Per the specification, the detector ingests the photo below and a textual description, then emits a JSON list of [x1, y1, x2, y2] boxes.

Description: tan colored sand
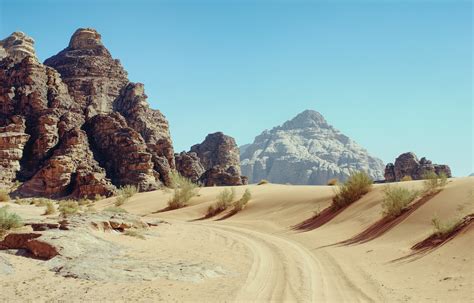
[[1, 177, 473, 302]]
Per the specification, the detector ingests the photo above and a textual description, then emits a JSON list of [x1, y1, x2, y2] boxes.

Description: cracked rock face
[[384, 152, 452, 182], [240, 110, 385, 185], [174, 152, 205, 183]]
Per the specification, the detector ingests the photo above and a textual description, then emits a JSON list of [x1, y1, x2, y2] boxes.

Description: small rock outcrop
[[384, 152, 452, 182], [0, 32, 36, 61], [240, 110, 385, 185], [174, 151, 205, 183]]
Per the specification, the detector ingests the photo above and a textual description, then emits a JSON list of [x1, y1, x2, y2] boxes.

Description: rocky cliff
[[384, 152, 452, 182], [0, 29, 175, 196], [240, 110, 385, 184]]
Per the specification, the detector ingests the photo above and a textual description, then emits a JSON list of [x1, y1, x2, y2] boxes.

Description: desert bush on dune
[[207, 188, 236, 217], [257, 179, 269, 185], [422, 171, 447, 193], [381, 186, 419, 218], [232, 189, 252, 212], [58, 200, 79, 216], [332, 171, 373, 210], [431, 216, 461, 237], [168, 171, 199, 209], [43, 201, 56, 215], [114, 184, 138, 206], [0, 206, 23, 235], [327, 178, 338, 186], [401, 175, 413, 182], [0, 189, 11, 202]]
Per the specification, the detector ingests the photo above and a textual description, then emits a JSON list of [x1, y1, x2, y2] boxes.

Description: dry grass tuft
[[168, 171, 199, 209], [232, 189, 252, 212], [43, 201, 56, 215], [431, 216, 461, 237], [401, 175, 413, 182], [0, 189, 11, 202], [332, 171, 373, 210], [58, 200, 79, 216], [207, 188, 236, 217], [381, 186, 419, 218], [422, 171, 447, 194], [0, 206, 23, 235]]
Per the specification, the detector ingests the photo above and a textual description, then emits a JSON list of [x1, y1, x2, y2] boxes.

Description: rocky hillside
[[240, 110, 385, 184], [0, 29, 168, 197], [384, 152, 451, 182]]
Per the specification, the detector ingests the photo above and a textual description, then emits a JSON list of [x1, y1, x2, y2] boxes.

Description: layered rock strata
[[384, 152, 452, 182]]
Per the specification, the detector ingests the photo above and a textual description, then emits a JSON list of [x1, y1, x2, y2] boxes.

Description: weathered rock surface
[[85, 113, 158, 191], [187, 132, 246, 186], [174, 151, 205, 183], [0, 28, 175, 198], [44, 28, 128, 118], [240, 110, 385, 184], [384, 152, 452, 182]]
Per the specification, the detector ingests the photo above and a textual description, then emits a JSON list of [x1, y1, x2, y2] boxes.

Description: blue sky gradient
[[1, 0, 472, 176]]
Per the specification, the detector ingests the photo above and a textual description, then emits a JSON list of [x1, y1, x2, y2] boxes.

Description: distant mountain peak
[[279, 110, 329, 130]]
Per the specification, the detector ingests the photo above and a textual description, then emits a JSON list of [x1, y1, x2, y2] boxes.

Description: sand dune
[[1, 177, 473, 302]]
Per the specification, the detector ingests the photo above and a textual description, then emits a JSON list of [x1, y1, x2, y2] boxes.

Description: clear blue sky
[[1, 0, 472, 176]]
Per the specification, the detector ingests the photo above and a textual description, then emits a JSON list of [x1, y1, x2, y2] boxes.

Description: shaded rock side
[[44, 28, 128, 118], [174, 151, 205, 183], [384, 152, 452, 182], [113, 83, 175, 186], [19, 127, 115, 198], [240, 110, 385, 185], [0, 116, 30, 189], [85, 113, 158, 191]]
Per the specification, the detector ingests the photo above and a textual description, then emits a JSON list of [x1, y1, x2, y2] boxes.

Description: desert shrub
[[124, 229, 145, 239], [232, 189, 252, 212], [257, 179, 269, 185], [0, 189, 11, 202], [58, 200, 79, 216], [43, 201, 56, 215], [431, 216, 460, 237], [332, 171, 373, 210], [207, 188, 236, 217], [327, 178, 338, 186], [114, 195, 127, 206], [119, 185, 138, 199], [33, 198, 53, 207], [94, 194, 104, 201], [423, 171, 447, 194], [167, 172, 199, 209], [103, 206, 128, 213], [0, 206, 23, 235], [78, 198, 92, 206], [14, 198, 32, 205], [381, 186, 419, 218], [401, 175, 413, 182]]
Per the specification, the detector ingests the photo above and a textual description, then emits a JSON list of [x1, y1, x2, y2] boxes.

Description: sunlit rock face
[[240, 110, 385, 185]]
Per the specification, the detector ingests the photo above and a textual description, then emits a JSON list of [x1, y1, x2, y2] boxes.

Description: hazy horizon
[[1, 0, 472, 176]]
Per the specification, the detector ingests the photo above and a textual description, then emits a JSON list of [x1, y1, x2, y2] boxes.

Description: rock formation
[[175, 132, 247, 186], [240, 110, 385, 185], [0, 28, 175, 198], [384, 152, 452, 182]]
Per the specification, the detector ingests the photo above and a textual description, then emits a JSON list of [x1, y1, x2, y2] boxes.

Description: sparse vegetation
[[257, 179, 269, 185], [43, 201, 56, 215], [0, 206, 23, 235], [381, 186, 419, 218], [207, 188, 236, 217], [124, 229, 145, 239], [33, 198, 52, 207], [0, 189, 11, 202], [332, 171, 373, 210], [401, 175, 413, 182], [58, 200, 79, 216], [431, 216, 461, 237], [114, 195, 127, 206], [232, 189, 252, 212], [103, 206, 128, 213], [94, 194, 104, 201], [167, 171, 199, 209], [119, 185, 138, 199], [422, 171, 448, 194], [327, 178, 338, 186]]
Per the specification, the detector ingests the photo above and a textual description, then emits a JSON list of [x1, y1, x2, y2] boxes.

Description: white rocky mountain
[[240, 110, 385, 185]]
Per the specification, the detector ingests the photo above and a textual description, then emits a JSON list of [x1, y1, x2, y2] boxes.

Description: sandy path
[[191, 221, 380, 302]]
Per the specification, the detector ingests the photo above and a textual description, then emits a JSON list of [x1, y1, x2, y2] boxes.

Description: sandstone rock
[[114, 83, 175, 185], [199, 166, 248, 187], [174, 151, 205, 183], [44, 28, 128, 117], [85, 113, 158, 190], [384, 152, 452, 182], [240, 110, 385, 184], [0, 233, 41, 250], [0, 32, 36, 62]]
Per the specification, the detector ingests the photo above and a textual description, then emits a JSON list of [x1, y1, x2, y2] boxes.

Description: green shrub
[[257, 179, 269, 185], [232, 189, 252, 212], [167, 172, 199, 209], [327, 178, 338, 186], [423, 171, 447, 194], [0, 206, 23, 235], [43, 201, 56, 215], [58, 200, 79, 216], [431, 216, 460, 237], [332, 171, 373, 210], [103, 206, 128, 213], [0, 190, 11, 202], [124, 229, 145, 239], [119, 185, 138, 199], [381, 186, 419, 218], [207, 188, 236, 217], [401, 175, 413, 182]]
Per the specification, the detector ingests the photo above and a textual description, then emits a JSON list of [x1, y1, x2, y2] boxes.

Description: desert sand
[[0, 177, 473, 302]]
